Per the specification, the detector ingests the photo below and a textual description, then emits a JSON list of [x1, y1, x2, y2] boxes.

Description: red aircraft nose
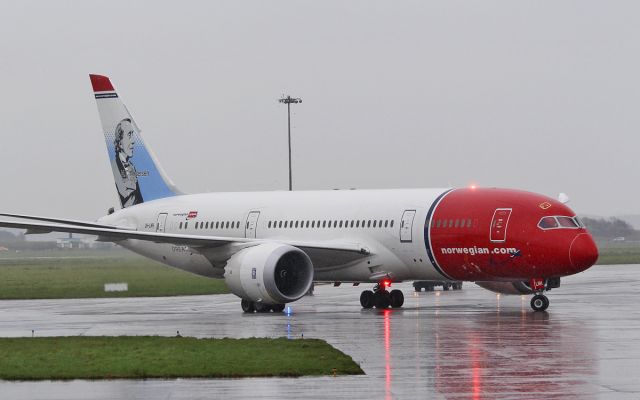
[[569, 233, 599, 271]]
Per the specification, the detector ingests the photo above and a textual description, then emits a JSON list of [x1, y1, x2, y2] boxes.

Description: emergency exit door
[[245, 211, 260, 238], [400, 210, 416, 243], [490, 208, 512, 242], [156, 213, 168, 232]]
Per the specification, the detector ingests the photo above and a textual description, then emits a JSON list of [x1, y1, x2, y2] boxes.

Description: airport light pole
[[278, 95, 302, 191]]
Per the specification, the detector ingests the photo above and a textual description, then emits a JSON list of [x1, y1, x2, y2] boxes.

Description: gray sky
[[0, 1, 637, 220]]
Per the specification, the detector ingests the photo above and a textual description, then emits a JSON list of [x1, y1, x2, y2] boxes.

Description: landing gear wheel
[[530, 294, 549, 312], [360, 290, 375, 309], [241, 299, 255, 313], [254, 302, 271, 313], [374, 290, 391, 309], [271, 304, 286, 313], [389, 289, 404, 308]]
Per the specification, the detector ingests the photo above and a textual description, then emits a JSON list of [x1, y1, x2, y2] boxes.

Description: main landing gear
[[360, 280, 404, 309], [241, 299, 285, 313], [529, 278, 550, 312]]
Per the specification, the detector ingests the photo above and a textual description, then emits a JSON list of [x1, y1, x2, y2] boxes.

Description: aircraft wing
[[0, 213, 122, 230], [0, 219, 371, 257]]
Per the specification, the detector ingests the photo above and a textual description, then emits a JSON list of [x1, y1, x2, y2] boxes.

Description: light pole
[[278, 95, 302, 191]]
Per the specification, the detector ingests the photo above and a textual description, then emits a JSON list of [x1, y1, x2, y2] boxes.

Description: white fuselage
[[99, 188, 450, 282]]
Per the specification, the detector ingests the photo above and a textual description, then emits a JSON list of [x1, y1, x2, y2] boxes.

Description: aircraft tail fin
[[90, 74, 180, 208]]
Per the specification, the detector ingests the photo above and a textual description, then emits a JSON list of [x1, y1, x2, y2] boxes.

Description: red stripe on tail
[[89, 74, 114, 92]]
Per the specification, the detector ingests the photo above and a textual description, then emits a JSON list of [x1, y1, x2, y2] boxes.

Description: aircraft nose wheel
[[530, 294, 549, 312]]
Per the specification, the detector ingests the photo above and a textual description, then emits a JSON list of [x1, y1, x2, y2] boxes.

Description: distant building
[[56, 233, 114, 250], [56, 234, 83, 249]]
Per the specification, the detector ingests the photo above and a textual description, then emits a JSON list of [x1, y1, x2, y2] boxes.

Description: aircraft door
[[490, 208, 512, 242], [400, 210, 416, 243], [245, 211, 260, 238], [156, 213, 168, 232]]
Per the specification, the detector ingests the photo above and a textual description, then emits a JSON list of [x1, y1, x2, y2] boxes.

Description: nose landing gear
[[529, 278, 550, 312], [360, 279, 404, 309], [530, 294, 549, 311]]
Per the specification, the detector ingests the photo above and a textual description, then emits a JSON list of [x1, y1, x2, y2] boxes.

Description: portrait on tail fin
[[112, 118, 143, 207]]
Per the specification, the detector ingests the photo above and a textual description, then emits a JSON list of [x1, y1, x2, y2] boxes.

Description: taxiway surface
[[1, 265, 639, 399]]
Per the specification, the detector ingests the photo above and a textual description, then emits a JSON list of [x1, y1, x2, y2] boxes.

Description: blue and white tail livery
[[90, 74, 180, 208]]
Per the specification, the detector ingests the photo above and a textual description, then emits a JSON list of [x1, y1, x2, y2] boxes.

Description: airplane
[[0, 74, 599, 313]]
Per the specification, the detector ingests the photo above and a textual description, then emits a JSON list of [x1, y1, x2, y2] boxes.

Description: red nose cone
[[569, 233, 599, 271]]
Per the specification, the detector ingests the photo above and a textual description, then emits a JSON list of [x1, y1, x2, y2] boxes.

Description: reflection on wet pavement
[[1, 265, 639, 399]]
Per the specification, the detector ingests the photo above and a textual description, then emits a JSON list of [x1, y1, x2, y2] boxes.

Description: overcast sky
[[0, 1, 637, 220]]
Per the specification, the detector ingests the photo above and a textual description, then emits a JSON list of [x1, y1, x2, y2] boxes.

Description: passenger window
[[295, 221, 299, 228], [179, 222, 183, 229], [454, 219, 459, 228], [390, 220, 394, 228], [467, 219, 472, 228], [367, 220, 371, 228], [184, 222, 188, 229], [268, 221, 272, 228], [373, 220, 377, 228], [538, 217, 558, 229], [557, 216, 578, 228], [385, 220, 389, 228], [279, 221, 283, 228]]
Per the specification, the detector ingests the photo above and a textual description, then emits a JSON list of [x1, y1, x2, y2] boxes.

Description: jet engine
[[224, 243, 314, 304], [475, 278, 560, 295]]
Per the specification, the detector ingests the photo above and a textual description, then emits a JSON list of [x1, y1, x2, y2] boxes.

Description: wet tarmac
[[1, 264, 639, 399]]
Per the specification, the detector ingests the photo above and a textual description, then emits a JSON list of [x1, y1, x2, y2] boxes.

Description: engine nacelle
[[224, 243, 314, 304], [475, 278, 560, 295]]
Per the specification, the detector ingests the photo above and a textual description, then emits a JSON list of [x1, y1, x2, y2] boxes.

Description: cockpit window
[[538, 216, 581, 230], [538, 217, 558, 229], [557, 216, 578, 228]]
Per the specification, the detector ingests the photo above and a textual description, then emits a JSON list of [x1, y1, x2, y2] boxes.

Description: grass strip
[[0, 336, 364, 380], [596, 246, 640, 265], [0, 252, 228, 299]]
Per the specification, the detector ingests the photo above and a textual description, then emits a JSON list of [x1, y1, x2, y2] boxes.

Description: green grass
[[596, 244, 640, 265], [0, 336, 364, 380], [0, 250, 228, 299]]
